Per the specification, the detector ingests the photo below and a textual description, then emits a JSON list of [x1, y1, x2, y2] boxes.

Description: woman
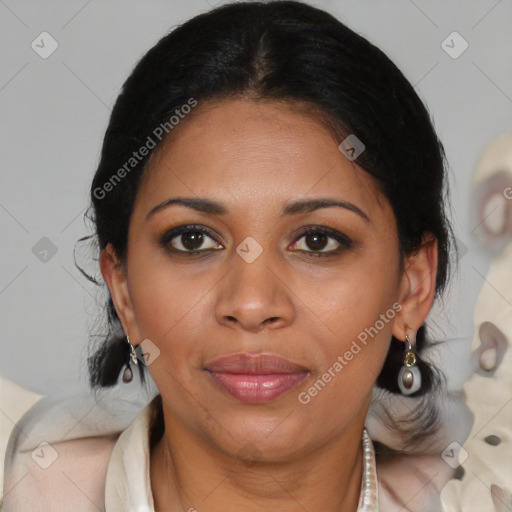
[[3, 1, 469, 510]]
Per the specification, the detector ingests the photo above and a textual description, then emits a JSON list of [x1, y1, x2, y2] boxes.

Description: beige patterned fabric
[[0, 377, 42, 501]]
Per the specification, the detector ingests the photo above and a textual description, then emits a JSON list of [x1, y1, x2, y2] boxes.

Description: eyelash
[[158, 224, 353, 257]]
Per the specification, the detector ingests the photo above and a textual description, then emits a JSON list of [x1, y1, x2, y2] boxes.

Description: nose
[[215, 250, 295, 333]]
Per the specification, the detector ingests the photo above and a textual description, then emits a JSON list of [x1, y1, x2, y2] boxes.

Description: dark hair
[[80, 1, 453, 406]]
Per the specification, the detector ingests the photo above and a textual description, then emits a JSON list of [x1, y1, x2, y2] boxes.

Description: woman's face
[[106, 98, 412, 460]]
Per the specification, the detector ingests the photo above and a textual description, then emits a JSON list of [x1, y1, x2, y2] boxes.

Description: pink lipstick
[[204, 353, 309, 404]]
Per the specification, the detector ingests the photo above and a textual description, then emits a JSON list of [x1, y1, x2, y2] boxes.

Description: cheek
[[126, 252, 222, 381], [124, 282, 202, 405], [297, 285, 394, 424], [126, 260, 202, 390], [308, 248, 399, 387], [320, 251, 400, 339], [129, 275, 178, 340], [127, 250, 209, 339]]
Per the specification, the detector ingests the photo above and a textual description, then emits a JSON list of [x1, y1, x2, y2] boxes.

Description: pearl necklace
[[357, 428, 379, 511]]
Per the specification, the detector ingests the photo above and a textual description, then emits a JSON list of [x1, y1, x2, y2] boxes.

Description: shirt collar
[[105, 395, 159, 512]]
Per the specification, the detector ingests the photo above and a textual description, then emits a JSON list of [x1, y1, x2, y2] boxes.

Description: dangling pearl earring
[[122, 334, 139, 383], [398, 328, 421, 395]]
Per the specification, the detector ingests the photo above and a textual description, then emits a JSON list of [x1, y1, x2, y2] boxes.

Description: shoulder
[[3, 433, 119, 511], [377, 453, 455, 512], [2, 390, 148, 512], [0, 376, 43, 499]]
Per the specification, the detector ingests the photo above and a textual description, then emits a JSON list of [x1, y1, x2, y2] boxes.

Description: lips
[[205, 353, 308, 374], [204, 353, 309, 404]]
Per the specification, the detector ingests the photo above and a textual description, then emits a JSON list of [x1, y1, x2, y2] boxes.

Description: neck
[[150, 404, 366, 512]]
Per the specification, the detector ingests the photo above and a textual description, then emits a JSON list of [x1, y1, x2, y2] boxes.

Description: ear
[[99, 243, 142, 344], [392, 233, 438, 341]]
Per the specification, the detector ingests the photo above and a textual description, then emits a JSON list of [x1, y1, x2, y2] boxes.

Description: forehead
[[134, 99, 388, 220]]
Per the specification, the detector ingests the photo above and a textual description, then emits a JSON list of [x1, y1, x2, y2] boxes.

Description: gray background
[[1, 0, 511, 396]]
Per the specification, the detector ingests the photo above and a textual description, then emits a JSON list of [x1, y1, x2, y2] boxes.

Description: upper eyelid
[[291, 224, 346, 237], [163, 224, 346, 238]]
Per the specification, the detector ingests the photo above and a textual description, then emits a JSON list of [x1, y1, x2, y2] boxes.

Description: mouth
[[204, 353, 310, 404]]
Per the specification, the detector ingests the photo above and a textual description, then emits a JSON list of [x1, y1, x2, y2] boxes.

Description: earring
[[398, 328, 421, 395], [122, 334, 139, 383]]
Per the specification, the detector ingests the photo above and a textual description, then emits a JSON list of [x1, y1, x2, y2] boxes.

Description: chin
[[198, 410, 315, 463]]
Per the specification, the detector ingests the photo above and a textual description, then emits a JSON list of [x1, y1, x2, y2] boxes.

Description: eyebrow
[[146, 197, 370, 222]]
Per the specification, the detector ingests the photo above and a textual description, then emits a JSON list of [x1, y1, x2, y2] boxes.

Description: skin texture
[[100, 98, 438, 512]]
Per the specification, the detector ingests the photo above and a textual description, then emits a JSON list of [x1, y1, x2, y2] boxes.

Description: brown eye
[[160, 225, 223, 254], [290, 226, 353, 256], [176, 231, 206, 251], [303, 232, 329, 251]]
